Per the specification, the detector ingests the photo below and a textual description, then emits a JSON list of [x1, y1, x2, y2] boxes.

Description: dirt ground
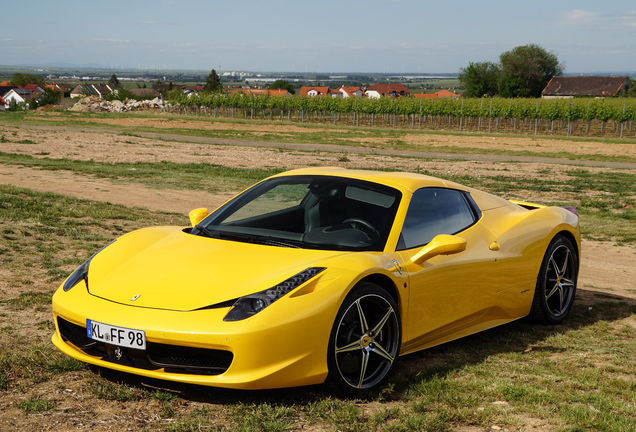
[[29, 113, 636, 158], [0, 120, 634, 431]]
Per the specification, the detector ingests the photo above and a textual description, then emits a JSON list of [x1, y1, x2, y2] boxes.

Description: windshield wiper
[[257, 238, 302, 249], [218, 231, 302, 249], [195, 226, 302, 248], [195, 224, 219, 239]]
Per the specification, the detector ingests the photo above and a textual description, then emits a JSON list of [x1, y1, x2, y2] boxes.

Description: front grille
[[58, 317, 97, 348], [56, 317, 233, 375], [147, 344, 233, 371]]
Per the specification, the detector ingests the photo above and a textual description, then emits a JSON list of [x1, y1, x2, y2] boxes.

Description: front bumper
[[52, 283, 339, 390]]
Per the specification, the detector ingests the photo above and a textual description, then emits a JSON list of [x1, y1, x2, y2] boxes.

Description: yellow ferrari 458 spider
[[52, 167, 580, 394]]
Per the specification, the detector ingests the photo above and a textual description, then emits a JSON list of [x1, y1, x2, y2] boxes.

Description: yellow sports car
[[52, 167, 580, 394]]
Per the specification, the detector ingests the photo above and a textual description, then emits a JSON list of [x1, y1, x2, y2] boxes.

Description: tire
[[326, 282, 401, 395], [530, 235, 578, 325]]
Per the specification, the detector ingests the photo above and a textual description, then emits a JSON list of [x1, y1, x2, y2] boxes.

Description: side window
[[398, 188, 476, 250]]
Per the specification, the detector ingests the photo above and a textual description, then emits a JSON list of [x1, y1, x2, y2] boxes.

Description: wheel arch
[[554, 229, 580, 268], [326, 274, 402, 394], [356, 273, 400, 308]]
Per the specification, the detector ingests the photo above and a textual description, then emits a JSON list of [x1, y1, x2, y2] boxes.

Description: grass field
[[1, 186, 635, 431], [0, 111, 635, 431], [0, 150, 633, 245]]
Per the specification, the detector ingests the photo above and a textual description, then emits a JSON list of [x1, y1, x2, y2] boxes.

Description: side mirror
[[410, 234, 467, 265], [188, 208, 209, 227]]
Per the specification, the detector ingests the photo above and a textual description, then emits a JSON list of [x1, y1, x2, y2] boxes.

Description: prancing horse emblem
[[115, 346, 123, 360], [130, 294, 141, 302], [392, 259, 403, 275]]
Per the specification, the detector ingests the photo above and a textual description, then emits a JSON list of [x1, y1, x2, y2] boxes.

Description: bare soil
[[30, 113, 636, 158], [2, 124, 636, 203], [0, 120, 634, 431]]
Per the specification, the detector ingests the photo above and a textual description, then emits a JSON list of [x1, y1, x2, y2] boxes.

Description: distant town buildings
[[4, 68, 632, 110]]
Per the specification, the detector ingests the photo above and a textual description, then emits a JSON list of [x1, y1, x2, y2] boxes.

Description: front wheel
[[530, 235, 578, 324], [326, 283, 401, 395]]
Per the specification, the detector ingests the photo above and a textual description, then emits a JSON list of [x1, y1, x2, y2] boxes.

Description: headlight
[[223, 267, 326, 322], [62, 240, 116, 292]]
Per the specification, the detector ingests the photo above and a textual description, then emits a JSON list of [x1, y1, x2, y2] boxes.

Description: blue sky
[[1, 0, 634, 74]]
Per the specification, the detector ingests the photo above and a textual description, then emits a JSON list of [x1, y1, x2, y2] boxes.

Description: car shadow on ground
[[92, 287, 636, 406]]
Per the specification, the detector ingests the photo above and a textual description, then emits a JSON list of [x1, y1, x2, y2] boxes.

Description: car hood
[[87, 226, 348, 311]]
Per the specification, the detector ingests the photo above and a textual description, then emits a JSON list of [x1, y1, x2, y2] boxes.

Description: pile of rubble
[[69, 96, 164, 113]]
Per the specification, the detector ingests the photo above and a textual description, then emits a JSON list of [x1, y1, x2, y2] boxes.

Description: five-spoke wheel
[[327, 283, 401, 394], [530, 235, 578, 324]]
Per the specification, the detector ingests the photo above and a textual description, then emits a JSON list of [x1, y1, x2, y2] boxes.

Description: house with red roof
[[0, 95, 7, 111], [265, 89, 291, 97], [24, 84, 44, 100], [413, 93, 439, 99], [337, 86, 365, 98], [299, 86, 341, 97], [46, 82, 72, 93], [229, 88, 259, 95], [542, 76, 632, 98], [365, 83, 411, 99], [435, 89, 461, 99], [230, 88, 291, 97], [299, 86, 331, 97]]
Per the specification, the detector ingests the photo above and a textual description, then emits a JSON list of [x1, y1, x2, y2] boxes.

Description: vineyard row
[[166, 93, 636, 138]]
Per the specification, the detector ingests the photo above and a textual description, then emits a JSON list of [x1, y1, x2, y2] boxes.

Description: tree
[[10, 73, 45, 87], [626, 79, 636, 97], [108, 74, 120, 86], [458, 62, 500, 97], [498, 44, 564, 98], [270, 79, 296, 95], [105, 87, 135, 102], [7, 98, 19, 111], [37, 88, 62, 107], [203, 69, 222, 93]]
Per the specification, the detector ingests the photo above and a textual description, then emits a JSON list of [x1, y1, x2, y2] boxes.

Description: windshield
[[193, 175, 402, 251]]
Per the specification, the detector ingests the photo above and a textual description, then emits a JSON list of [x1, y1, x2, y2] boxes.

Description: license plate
[[86, 319, 146, 350]]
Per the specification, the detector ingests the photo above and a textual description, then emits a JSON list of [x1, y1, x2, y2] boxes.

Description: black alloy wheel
[[326, 282, 401, 394], [530, 235, 578, 324]]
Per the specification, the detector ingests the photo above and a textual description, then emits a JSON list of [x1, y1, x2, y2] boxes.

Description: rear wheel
[[326, 283, 401, 395], [530, 235, 578, 324]]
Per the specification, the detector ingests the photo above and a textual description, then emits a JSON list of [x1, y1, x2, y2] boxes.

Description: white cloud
[[563, 9, 597, 26], [616, 10, 636, 27], [563, 10, 636, 32], [91, 39, 130, 43]]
